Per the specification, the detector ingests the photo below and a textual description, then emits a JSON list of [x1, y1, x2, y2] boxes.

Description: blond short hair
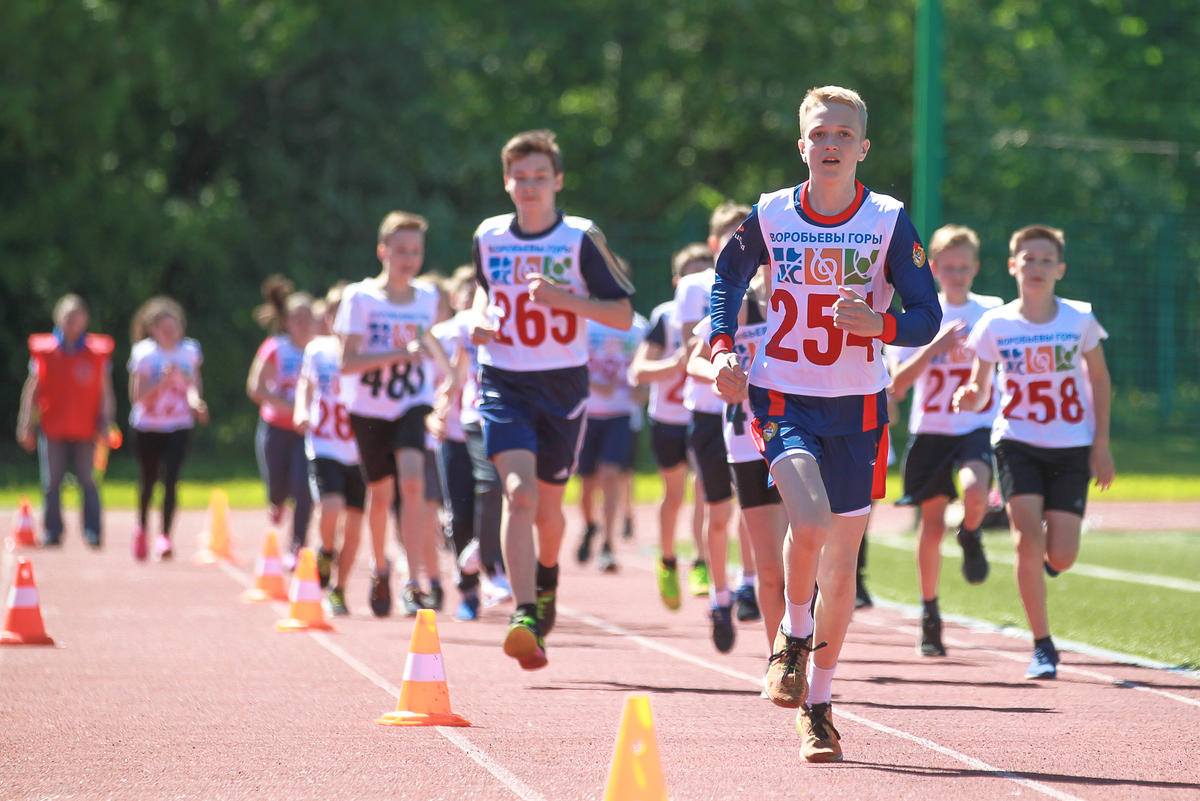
[[709, 202, 751, 241], [928, 225, 981, 261], [798, 85, 868, 136], [672, 243, 713, 278], [52, 294, 87, 327], [378, 211, 428, 244], [502, 129, 563, 175], [1009, 224, 1065, 260]]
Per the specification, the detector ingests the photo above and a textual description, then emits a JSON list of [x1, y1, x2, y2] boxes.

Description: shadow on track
[[843, 762, 1200, 792], [841, 700, 1055, 714], [528, 680, 760, 697]]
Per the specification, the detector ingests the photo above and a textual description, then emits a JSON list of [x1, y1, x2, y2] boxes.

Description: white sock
[[780, 595, 814, 638], [710, 586, 732, 608], [807, 662, 837, 706], [739, 571, 756, 588]]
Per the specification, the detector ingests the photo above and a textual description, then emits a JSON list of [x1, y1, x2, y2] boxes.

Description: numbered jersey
[[675, 269, 725, 414], [333, 278, 440, 420], [128, 338, 203, 432], [968, 298, 1108, 449], [751, 184, 909, 397], [643, 301, 690, 426], [695, 317, 769, 464], [256, 334, 305, 429], [891, 294, 1004, 435], [300, 337, 359, 465], [431, 317, 466, 442], [444, 310, 482, 428], [586, 314, 649, 418], [474, 212, 633, 372]]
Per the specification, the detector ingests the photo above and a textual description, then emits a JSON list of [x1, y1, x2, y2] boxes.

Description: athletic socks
[[807, 661, 837, 705], [781, 595, 815, 639], [710, 586, 733, 608], [922, 597, 940, 618], [738, 571, 756, 589], [661, 556, 677, 570], [536, 562, 559, 592]]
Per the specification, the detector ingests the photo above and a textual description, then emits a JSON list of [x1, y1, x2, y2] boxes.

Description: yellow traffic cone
[[604, 694, 668, 801], [276, 549, 334, 631], [242, 530, 289, 602], [194, 488, 238, 565], [377, 609, 470, 727]]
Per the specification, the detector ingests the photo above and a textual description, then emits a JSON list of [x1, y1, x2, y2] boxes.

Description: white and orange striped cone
[[242, 530, 289, 603], [1, 558, 55, 646], [194, 488, 239, 565], [7, 497, 37, 551], [377, 609, 470, 727], [275, 549, 334, 631]]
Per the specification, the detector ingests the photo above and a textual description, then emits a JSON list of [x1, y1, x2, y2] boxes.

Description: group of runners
[[16, 85, 1116, 763]]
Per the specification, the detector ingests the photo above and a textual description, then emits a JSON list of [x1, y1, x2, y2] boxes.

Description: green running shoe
[[504, 606, 548, 671], [326, 587, 349, 617], [658, 560, 682, 611], [687, 561, 711, 597]]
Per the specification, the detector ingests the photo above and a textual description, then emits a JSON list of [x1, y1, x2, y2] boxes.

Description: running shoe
[[687, 562, 710, 596], [369, 572, 392, 618], [957, 525, 989, 584], [536, 587, 557, 636], [1043, 560, 1062, 578], [402, 583, 427, 617], [84, 529, 102, 550], [316, 549, 335, 589], [456, 592, 480, 621], [657, 560, 682, 611], [132, 525, 147, 561], [711, 603, 736, 653], [1026, 640, 1059, 679], [765, 628, 826, 708], [797, 702, 843, 762], [427, 583, 445, 611], [576, 523, 597, 564], [854, 576, 873, 609], [326, 587, 350, 617], [504, 606, 547, 670], [281, 547, 298, 573], [153, 535, 173, 562], [597, 544, 618, 573], [481, 571, 513, 608], [919, 613, 946, 657], [457, 539, 482, 575], [735, 585, 762, 622]]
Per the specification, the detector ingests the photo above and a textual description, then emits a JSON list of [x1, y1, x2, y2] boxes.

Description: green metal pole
[[912, 0, 945, 240]]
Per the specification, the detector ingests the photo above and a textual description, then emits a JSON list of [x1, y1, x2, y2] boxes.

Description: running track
[[3, 507, 1199, 800]]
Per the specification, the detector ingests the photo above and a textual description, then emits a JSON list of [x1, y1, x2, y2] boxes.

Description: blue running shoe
[[711, 603, 736, 653], [1026, 639, 1059, 679], [455, 593, 480, 621]]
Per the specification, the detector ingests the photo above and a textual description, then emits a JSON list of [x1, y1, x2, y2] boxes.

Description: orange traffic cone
[[194, 488, 238, 565], [377, 609, 471, 727], [276, 549, 334, 631], [604, 694, 668, 801], [7, 496, 37, 551], [242, 530, 289, 602], [1, 558, 55, 646]]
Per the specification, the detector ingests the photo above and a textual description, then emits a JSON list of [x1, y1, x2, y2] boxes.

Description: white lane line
[[872, 534, 1200, 593], [218, 562, 547, 801], [560, 604, 1085, 801]]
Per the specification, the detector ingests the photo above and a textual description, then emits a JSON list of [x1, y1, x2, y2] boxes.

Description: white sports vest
[[301, 336, 359, 465], [646, 301, 691, 426]]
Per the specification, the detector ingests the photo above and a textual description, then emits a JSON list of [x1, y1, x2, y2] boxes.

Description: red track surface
[[3, 506, 1199, 800]]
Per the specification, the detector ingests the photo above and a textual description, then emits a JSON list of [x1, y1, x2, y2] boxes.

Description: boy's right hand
[[16, 423, 35, 453], [713, 352, 747, 404], [928, 320, 969, 356], [951, 383, 980, 413]]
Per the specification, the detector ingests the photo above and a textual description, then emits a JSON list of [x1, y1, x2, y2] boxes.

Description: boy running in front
[[710, 86, 941, 761], [470, 130, 634, 670], [888, 225, 1002, 656], [953, 225, 1114, 680]]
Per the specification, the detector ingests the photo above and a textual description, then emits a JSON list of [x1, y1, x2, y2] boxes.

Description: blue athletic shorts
[[577, 415, 633, 476], [747, 385, 889, 515], [479, 364, 589, 485]]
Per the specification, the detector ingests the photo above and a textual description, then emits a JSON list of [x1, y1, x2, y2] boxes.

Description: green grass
[[865, 530, 1200, 669]]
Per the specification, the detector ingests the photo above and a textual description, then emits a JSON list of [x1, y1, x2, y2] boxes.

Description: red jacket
[[28, 333, 114, 441]]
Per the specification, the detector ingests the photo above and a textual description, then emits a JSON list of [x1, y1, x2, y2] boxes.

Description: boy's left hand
[[713, 352, 747, 404], [528, 275, 570, 309], [1090, 444, 1115, 491], [832, 286, 883, 337]]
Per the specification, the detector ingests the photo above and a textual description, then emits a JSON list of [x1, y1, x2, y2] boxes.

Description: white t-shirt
[[586, 314, 649, 418], [695, 317, 769, 464], [332, 278, 440, 420], [891, 293, 1003, 436], [643, 301, 690, 426], [967, 298, 1108, 449], [431, 318, 466, 443], [300, 337, 359, 465], [675, 268, 724, 415], [128, 338, 203, 432]]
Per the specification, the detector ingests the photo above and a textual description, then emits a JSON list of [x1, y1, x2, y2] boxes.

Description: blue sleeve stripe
[[584, 226, 636, 296]]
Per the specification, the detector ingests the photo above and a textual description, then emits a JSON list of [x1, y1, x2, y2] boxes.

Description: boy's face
[[60, 307, 88, 343], [798, 102, 869, 182], [930, 246, 979, 296], [377, 229, 425, 281], [1008, 238, 1065, 294], [504, 153, 563, 214]]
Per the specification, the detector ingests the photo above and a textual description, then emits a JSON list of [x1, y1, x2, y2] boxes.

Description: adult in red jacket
[[16, 294, 116, 548]]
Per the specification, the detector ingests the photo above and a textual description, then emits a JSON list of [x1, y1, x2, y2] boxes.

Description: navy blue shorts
[[479, 364, 589, 485], [899, 427, 993, 505], [650, 420, 688, 469], [578, 415, 633, 476], [688, 411, 733, 503], [748, 385, 889, 515]]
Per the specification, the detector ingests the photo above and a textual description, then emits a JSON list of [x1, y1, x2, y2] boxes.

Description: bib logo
[[1000, 344, 1080, 376], [1025, 345, 1054, 374], [772, 247, 878, 286], [488, 256, 514, 285], [1055, 345, 1078, 371], [806, 248, 842, 285]]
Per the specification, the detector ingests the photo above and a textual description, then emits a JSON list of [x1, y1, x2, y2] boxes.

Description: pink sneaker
[[132, 525, 148, 561], [154, 535, 173, 561]]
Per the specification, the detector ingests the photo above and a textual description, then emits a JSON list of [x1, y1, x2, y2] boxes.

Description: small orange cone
[[7, 497, 38, 551], [242, 530, 289, 602], [276, 549, 334, 631], [604, 694, 668, 801], [194, 488, 238, 565], [377, 609, 470, 727], [1, 558, 55, 646]]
